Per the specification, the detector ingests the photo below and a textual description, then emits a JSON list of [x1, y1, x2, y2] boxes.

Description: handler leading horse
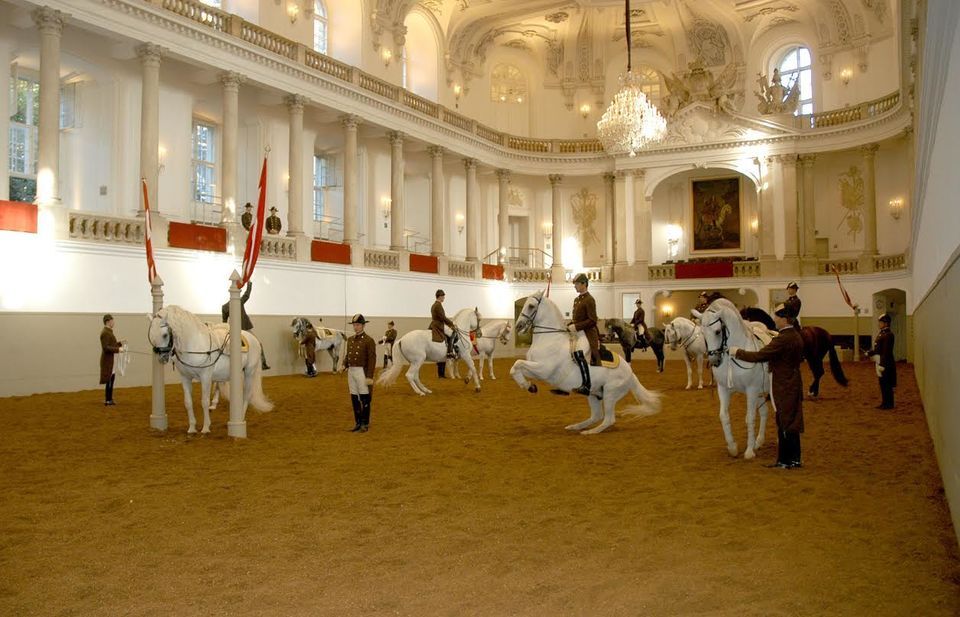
[[510, 291, 660, 435], [148, 305, 273, 434]]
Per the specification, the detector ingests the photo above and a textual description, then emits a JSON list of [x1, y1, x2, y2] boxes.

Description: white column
[[549, 174, 564, 279], [465, 158, 479, 261], [388, 131, 405, 250], [0, 39, 12, 200], [429, 146, 445, 256], [496, 169, 511, 264], [603, 172, 615, 268], [770, 155, 786, 260], [782, 154, 799, 260], [635, 170, 650, 264], [219, 71, 243, 226], [862, 144, 879, 256], [800, 154, 817, 259], [285, 94, 307, 237], [34, 7, 64, 206], [614, 172, 627, 265], [341, 114, 360, 244], [760, 157, 775, 260], [136, 44, 162, 214], [624, 170, 636, 265]]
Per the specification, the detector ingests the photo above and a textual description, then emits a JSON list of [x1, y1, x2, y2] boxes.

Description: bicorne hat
[[786, 281, 799, 290], [572, 273, 589, 285], [349, 313, 368, 325]]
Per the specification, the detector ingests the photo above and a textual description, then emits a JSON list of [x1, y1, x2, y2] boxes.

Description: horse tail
[[248, 338, 274, 412], [376, 340, 406, 387], [619, 372, 662, 417], [827, 343, 849, 387]]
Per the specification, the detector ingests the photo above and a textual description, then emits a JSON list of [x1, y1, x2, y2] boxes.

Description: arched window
[[637, 66, 662, 107], [490, 64, 526, 104], [777, 46, 813, 115], [313, 0, 328, 54]]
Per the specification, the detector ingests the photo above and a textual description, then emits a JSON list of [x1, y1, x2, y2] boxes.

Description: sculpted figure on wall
[[837, 165, 865, 242], [755, 68, 801, 115], [662, 58, 741, 116], [571, 188, 600, 249]]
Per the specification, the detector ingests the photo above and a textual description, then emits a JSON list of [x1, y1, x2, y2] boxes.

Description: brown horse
[[740, 307, 849, 397]]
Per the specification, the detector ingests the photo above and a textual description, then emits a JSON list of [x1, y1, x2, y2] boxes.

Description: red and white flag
[[830, 264, 856, 310], [142, 178, 158, 285], [239, 156, 267, 289]]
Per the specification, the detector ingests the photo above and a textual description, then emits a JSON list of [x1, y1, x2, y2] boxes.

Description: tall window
[[637, 66, 662, 107], [313, 154, 335, 221], [313, 0, 328, 54], [490, 64, 526, 104], [9, 75, 40, 203], [777, 46, 813, 115], [191, 120, 217, 205]]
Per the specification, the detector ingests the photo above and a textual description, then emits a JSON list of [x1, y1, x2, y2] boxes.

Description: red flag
[[239, 156, 267, 288], [830, 264, 855, 309], [142, 178, 158, 285]]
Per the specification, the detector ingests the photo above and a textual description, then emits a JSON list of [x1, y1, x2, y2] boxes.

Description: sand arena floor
[[1, 358, 958, 616]]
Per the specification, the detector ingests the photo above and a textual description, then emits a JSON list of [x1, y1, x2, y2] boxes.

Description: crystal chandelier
[[597, 0, 667, 157]]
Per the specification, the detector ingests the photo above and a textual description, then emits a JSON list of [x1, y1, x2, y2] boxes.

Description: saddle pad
[[317, 327, 336, 338], [748, 322, 777, 347], [225, 333, 250, 353], [599, 347, 620, 369]]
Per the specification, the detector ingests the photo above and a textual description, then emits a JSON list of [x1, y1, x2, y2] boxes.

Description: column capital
[[427, 145, 444, 159], [219, 71, 245, 89], [799, 153, 817, 167], [602, 172, 616, 184], [548, 174, 563, 185], [33, 7, 64, 35], [340, 114, 361, 129], [388, 130, 404, 146], [496, 169, 511, 182], [860, 143, 879, 157], [284, 94, 308, 112], [136, 43, 163, 66], [463, 157, 477, 171]]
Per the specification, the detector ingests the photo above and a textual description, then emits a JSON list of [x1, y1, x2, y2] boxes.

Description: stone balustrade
[[240, 21, 297, 59], [260, 236, 296, 260], [363, 248, 400, 270], [565, 268, 602, 283], [648, 264, 676, 280], [358, 72, 400, 100], [820, 258, 859, 275], [448, 260, 476, 279], [68, 213, 144, 244], [733, 261, 761, 277], [304, 49, 353, 82], [512, 268, 550, 283], [873, 253, 906, 272]]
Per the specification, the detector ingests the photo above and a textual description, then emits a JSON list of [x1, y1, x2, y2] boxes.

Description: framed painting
[[691, 177, 741, 252]]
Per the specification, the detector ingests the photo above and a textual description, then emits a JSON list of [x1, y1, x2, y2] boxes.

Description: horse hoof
[[564, 424, 579, 431], [697, 385, 704, 390], [201, 428, 211, 435], [463, 378, 470, 385], [685, 385, 692, 390], [528, 384, 538, 394], [744, 450, 756, 460], [474, 387, 481, 393], [187, 428, 197, 435], [727, 446, 739, 457]]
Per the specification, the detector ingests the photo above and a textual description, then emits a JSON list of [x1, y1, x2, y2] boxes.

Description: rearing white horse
[[510, 290, 660, 435], [692, 299, 770, 459], [664, 316, 712, 390], [148, 305, 273, 434], [377, 307, 482, 395]]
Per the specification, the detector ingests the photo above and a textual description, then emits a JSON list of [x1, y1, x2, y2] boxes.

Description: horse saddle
[[317, 327, 336, 338], [224, 333, 250, 353], [747, 322, 777, 347], [598, 347, 620, 369]]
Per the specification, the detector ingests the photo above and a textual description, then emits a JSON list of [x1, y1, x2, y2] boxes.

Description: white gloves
[[728, 346, 741, 357], [365, 378, 374, 386], [567, 324, 578, 333], [874, 356, 884, 377]]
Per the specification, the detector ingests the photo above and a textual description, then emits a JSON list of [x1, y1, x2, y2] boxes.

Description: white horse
[[377, 307, 482, 395], [447, 319, 513, 381], [663, 316, 713, 390], [509, 290, 661, 435], [290, 317, 348, 373], [148, 305, 273, 434], [692, 299, 770, 459]]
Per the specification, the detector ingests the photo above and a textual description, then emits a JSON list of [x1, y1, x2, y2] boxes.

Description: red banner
[[239, 157, 267, 288], [141, 179, 158, 284], [830, 264, 857, 310], [0, 200, 38, 234]]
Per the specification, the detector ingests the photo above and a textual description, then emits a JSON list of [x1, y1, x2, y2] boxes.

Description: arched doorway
[[872, 288, 907, 360]]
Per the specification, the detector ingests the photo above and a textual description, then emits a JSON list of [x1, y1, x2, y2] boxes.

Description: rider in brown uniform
[[344, 314, 378, 432], [568, 273, 601, 395], [431, 289, 456, 377], [630, 298, 649, 350], [379, 320, 398, 368]]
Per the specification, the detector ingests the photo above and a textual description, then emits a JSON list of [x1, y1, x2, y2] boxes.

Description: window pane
[[780, 49, 798, 72], [314, 0, 326, 18], [314, 18, 327, 53], [9, 126, 26, 174], [799, 70, 812, 100], [798, 47, 811, 67], [801, 102, 813, 115]]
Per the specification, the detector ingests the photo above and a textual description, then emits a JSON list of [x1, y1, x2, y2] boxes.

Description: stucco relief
[[571, 188, 600, 249], [837, 165, 865, 241], [661, 105, 749, 145]]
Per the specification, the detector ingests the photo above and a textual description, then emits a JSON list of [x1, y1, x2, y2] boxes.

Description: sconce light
[[381, 197, 391, 228], [665, 223, 682, 259], [157, 145, 166, 174], [750, 217, 759, 236], [840, 67, 853, 86], [287, 2, 300, 24], [283, 172, 290, 192], [661, 303, 674, 316], [455, 212, 465, 235], [579, 103, 591, 119], [542, 221, 553, 240], [381, 48, 393, 67], [889, 198, 903, 220]]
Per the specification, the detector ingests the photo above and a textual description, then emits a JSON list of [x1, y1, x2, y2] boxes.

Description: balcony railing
[[648, 264, 676, 280], [821, 258, 859, 275], [798, 92, 901, 129], [260, 236, 296, 260], [448, 260, 476, 279], [732, 261, 761, 277], [363, 248, 400, 270], [874, 253, 906, 272], [511, 268, 550, 283], [69, 213, 144, 244]]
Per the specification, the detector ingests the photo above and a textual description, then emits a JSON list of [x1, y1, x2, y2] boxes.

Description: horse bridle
[[701, 312, 751, 369], [519, 294, 568, 335], [150, 317, 229, 369]]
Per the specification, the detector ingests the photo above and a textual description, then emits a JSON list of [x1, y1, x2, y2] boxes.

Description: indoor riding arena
[[3, 0, 960, 615]]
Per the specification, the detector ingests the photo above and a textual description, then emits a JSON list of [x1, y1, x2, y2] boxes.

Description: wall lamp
[[381, 197, 391, 227], [455, 212, 464, 235], [381, 48, 393, 67], [287, 2, 299, 24], [889, 198, 903, 220], [840, 67, 853, 86], [579, 103, 591, 119], [157, 145, 166, 174]]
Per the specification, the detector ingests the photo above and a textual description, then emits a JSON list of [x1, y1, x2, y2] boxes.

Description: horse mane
[[707, 298, 751, 334], [605, 317, 626, 330], [163, 305, 209, 336]]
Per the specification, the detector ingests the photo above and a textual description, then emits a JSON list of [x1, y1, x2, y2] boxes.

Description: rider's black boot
[[359, 394, 372, 432], [574, 350, 591, 395], [446, 336, 456, 359], [349, 395, 362, 431]]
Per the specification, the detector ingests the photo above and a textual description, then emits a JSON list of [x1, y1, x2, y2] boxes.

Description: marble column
[[464, 158, 478, 261], [496, 169, 511, 264], [800, 154, 817, 260], [219, 71, 243, 226], [635, 170, 650, 265], [614, 173, 627, 265], [34, 7, 64, 206], [0, 39, 12, 200], [285, 94, 307, 236], [624, 170, 636, 265], [429, 146, 445, 256], [549, 174, 564, 279], [782, 154, 799, 262], [341, 114, 360, 244], [602, 172, 616, 270], [388, 131, 405, 250], [861, 144, 879, 257]]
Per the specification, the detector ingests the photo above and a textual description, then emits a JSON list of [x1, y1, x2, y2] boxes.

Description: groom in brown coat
[[731, 303, 805, 468]]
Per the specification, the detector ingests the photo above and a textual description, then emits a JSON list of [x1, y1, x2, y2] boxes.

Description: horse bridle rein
[[519, 294, 568, 335], [150, 318, 230, 369], [701, 312, 752, 369]]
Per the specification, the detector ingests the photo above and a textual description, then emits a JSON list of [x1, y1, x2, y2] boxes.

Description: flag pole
[[142, 177, 167, 431]]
